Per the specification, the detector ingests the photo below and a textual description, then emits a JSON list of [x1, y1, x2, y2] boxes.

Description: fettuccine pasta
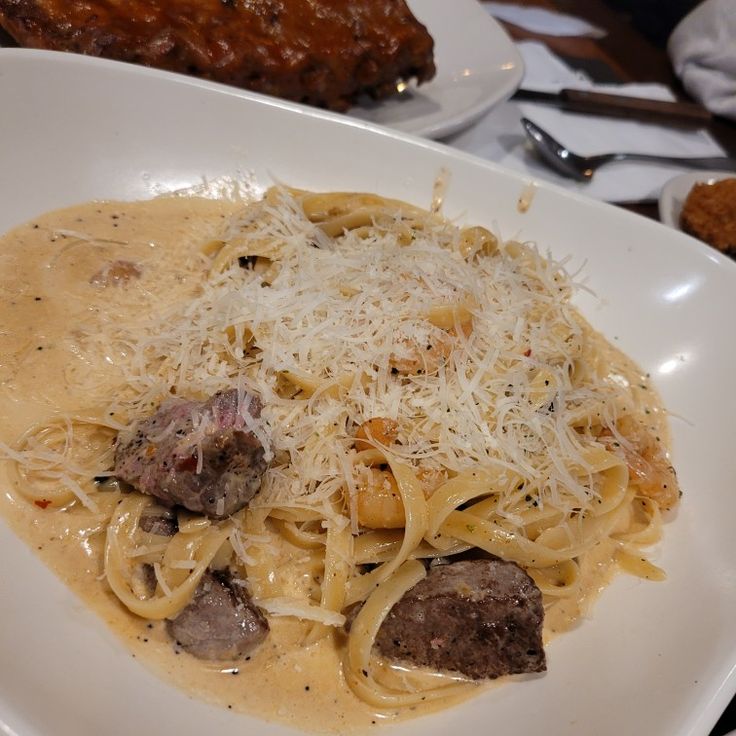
[[0, 184, 680, 731]]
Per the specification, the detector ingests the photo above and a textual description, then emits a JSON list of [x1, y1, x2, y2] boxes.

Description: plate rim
[[378, 0, 525, 138], [0, 47, 735, 736], [1, 46, 733, 273], [0, 0, 525, 141]]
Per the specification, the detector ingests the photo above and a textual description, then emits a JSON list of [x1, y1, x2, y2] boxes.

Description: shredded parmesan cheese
[[256, 597, 346, 626], [75, 188, 634, 526], [153, 562, 173, 597]]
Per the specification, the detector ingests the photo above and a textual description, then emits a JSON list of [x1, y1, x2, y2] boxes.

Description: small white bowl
[[658, 170, 735, 230]]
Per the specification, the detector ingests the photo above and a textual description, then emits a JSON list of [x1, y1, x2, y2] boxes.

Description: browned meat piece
[[167, 571, 269, 660], [114, 389, 268, 519], [139, 508, 179, 536], [137, 513, 178, 596], [90, 259, 142, 287], [680, 178, 736, 256], [0, 0, 436, 112], [374, 559, 546, 679]]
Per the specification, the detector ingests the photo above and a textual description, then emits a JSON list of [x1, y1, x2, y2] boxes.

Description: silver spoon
[[521, 117, 736, 182]]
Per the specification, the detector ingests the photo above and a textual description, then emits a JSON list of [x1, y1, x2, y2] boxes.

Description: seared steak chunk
[[139, 508, 178, 537], [114, 389, 267, 519], [375, 559, 546, 679], [167, 571, 269, 660]]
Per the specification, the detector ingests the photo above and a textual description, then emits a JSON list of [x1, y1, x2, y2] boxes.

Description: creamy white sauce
[[0, 197, 672, 733]]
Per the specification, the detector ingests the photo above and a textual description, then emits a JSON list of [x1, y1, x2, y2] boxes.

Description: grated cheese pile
[[82, 189, 635, 525]]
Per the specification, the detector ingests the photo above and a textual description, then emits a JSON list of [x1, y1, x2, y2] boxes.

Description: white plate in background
[[658, 170, 735, 229], [0, 49, 735, 736], [352, 0, 523, 138], [0, 0, 523, 140]]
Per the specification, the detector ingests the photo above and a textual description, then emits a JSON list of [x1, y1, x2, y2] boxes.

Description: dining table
[[482, 1, 735, 734], [483, 0, 736, 221]]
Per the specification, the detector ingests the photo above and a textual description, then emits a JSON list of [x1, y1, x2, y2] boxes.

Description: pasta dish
[[0, 185, 680, 731]]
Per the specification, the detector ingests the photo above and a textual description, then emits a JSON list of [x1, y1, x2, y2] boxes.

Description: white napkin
[[669, 0, 736, 121], [444, 42, 727, 203], [484, 2, 606, 38], [515, 38, 590, 91]]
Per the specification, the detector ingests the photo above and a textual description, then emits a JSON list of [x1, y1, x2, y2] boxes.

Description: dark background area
[[605, 0, 703, 45]]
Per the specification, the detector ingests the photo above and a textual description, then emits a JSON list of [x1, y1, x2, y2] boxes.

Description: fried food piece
[[680, 178, 736, 256], [0, 0, 436, 111]]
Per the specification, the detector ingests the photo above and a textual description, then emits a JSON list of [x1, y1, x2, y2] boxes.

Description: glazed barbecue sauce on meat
[[0, 0, 436, 111]]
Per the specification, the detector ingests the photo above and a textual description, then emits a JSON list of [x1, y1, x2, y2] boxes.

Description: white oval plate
[[0, 0, 523, 140], [0, 49, 735, 736], [658, 170, 735, 230], [352, 0, 523, 138]]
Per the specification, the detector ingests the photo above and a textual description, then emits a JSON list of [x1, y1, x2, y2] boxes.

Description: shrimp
[[352, 463, 445, 529], [601, 417, 680, 511], [354, 467, 404, 529], [389, 320, 454, 376], [354, 417, 399, 452]]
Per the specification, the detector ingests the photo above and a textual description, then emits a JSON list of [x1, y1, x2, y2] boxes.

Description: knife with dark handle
[[514, 88, 712, 126]]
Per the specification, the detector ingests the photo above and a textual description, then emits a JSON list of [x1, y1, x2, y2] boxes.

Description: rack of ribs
[[0, 0, 436, 111]]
